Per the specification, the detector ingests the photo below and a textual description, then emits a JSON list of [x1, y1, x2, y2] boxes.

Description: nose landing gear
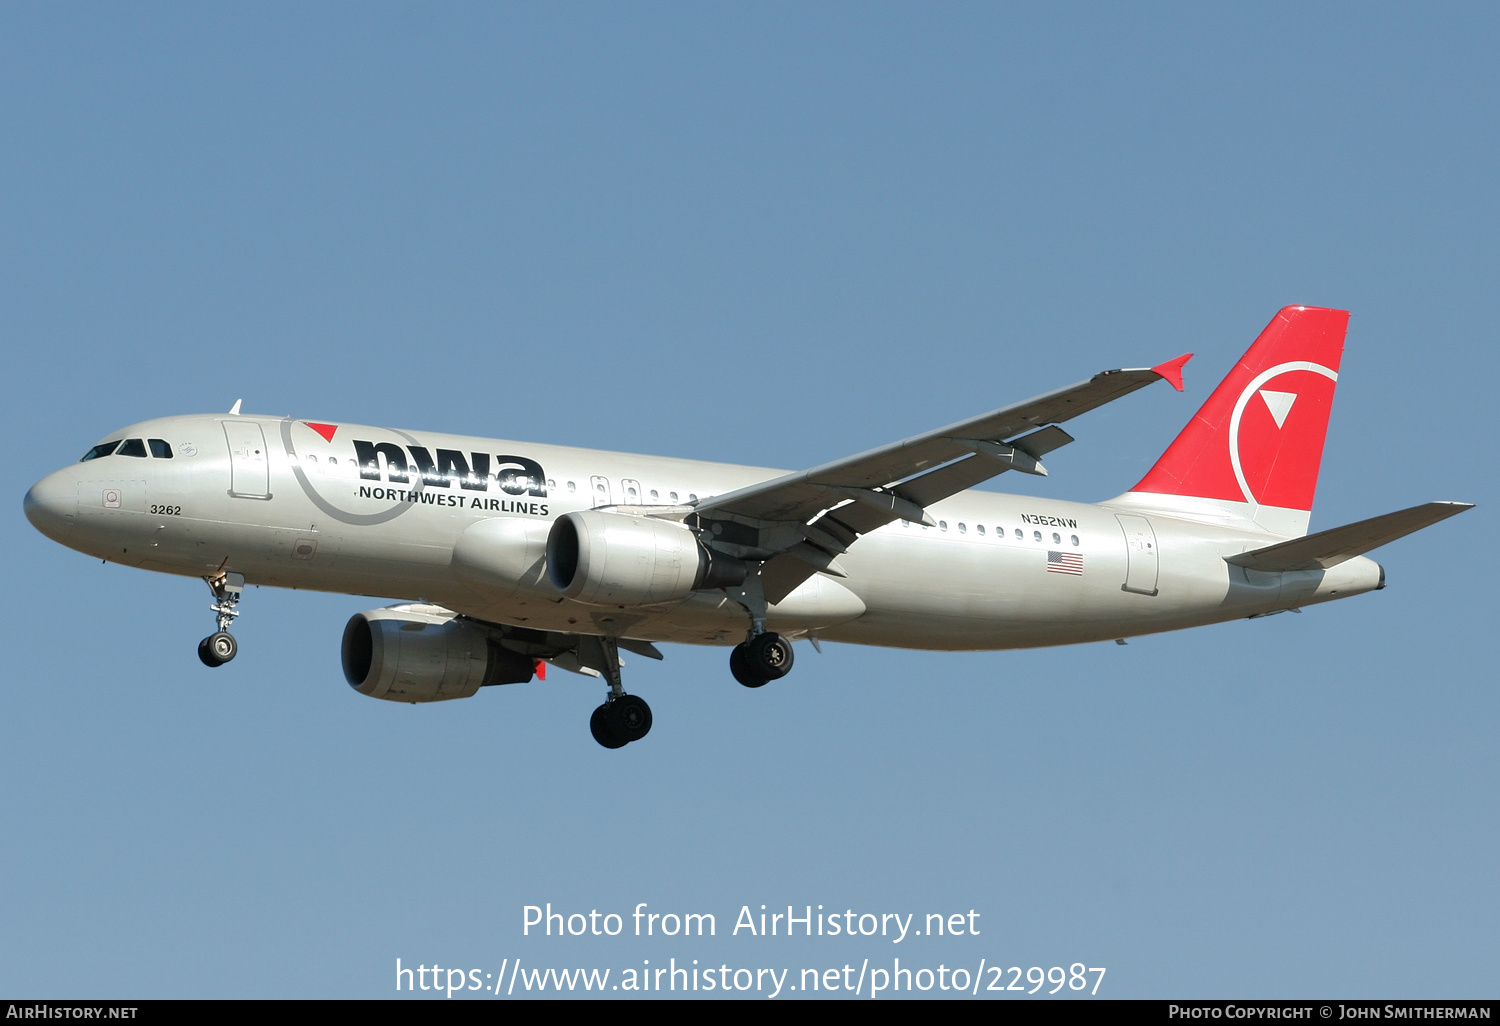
[[198, 572, 244, 667]]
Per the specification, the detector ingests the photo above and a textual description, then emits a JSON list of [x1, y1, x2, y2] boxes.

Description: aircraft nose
[[24, 469, 78, 539]]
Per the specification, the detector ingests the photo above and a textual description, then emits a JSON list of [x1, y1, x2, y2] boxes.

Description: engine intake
[[546, 510, 745, 606], [341, 604, 535, 703]]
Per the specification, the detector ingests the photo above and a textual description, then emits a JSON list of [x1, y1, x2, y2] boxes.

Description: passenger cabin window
[[1052, 532, 1061, 544], [117, 438, 148, 458], [939, 520, 948, 531], [567, 481, 576, 492], [1033, 530, 1042, 542], [688, 493, 697, 503], [650, 489, 659, 500], [958, 523, 967, 534], [1071, 535, 1080, 546], [976, 525, 985, 535], [1014, 528, 1023, 539], [147, 439, 173, 459], [669, 491, 678, 501], [80, 441, 121, 462]]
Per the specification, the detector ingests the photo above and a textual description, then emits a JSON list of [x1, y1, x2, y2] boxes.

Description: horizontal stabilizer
[[1225, 501, 1473, 572]]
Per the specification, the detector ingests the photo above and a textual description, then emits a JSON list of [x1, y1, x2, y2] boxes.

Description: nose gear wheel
[[198, 631, 238, 667]]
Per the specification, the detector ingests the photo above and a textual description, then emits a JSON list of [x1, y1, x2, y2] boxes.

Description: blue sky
[[2, 3, 1495, 998]]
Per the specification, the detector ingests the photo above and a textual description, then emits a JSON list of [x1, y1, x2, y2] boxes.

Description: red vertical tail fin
[[1123, 305, 1348, 537]]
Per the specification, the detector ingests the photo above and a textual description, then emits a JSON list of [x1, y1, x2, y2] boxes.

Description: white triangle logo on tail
[[1259, 389, 1296, 429]]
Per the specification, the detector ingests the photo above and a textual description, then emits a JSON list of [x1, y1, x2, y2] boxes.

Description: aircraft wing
[[693, 356, 1190, 600]]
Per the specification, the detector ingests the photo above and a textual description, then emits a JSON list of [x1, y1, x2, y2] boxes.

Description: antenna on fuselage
[[228, 399, 243, 415]]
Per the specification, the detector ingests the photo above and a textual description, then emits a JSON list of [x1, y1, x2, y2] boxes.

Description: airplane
[[23, 305, 1471, 749]]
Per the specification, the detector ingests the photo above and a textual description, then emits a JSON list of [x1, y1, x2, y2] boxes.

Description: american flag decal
[[1047, 550, 1084, 575]]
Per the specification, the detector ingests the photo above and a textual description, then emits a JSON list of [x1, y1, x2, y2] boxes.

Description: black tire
[[607, 694, 653, 742], [590, 704, 628, 749], [206, 631, 237, 664], [197, 637, 224, 668], [746, 632, 794, 680], [730, 643, 768, 688]]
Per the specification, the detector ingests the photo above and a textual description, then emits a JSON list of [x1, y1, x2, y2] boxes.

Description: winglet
[[1152, 354, 1192, 392], [228, 399, 243, 416]]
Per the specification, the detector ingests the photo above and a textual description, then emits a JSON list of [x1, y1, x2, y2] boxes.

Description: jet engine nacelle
[[546, 509, 745, 606], [341, 604, 535, 703], [451, 516, 555, 601]]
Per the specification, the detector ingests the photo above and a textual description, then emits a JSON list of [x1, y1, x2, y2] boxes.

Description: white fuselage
[[25, 413, 1384, 651]]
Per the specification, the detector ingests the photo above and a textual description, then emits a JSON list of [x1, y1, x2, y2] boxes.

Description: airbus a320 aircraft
[[24, 306, 1470, 748]]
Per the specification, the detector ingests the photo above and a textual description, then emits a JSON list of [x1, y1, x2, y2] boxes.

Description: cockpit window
[[148, 438, 173, 459], [80, 441, 121, 462], [117, 438, 148, 458]]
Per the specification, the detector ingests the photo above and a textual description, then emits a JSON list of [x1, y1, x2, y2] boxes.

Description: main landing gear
[[587, 636, 653, 749], [198, 572, 244, 668], [590, 695, 653, 749], [729, 631, 795, 688], [723, 568, 796, 688]]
